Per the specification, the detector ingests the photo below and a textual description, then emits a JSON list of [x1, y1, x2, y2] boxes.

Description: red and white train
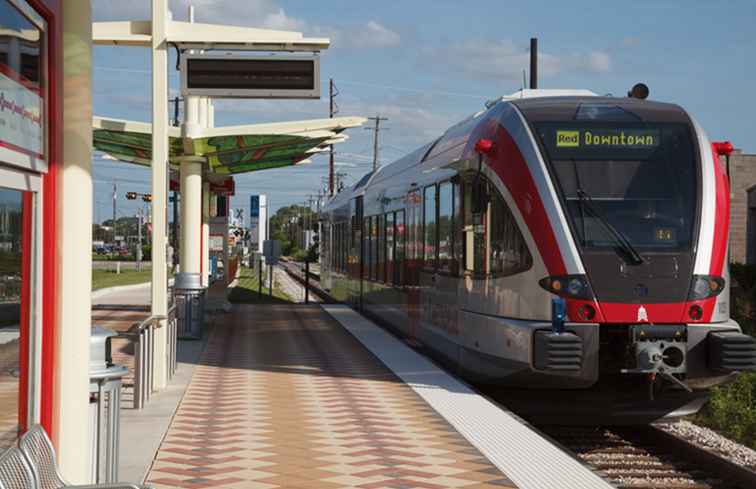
[[320, 89, 756, 421]]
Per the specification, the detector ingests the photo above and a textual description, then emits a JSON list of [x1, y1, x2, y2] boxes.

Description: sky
[[91, 0, 756, 223]]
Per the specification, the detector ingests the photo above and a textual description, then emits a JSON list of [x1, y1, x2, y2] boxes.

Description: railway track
[[275, 259, 756, 489], [540, 424, 756, 489]]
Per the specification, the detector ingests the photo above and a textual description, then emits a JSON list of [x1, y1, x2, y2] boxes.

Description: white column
[[55, 0, 92, 481], [150, 0, 169, 390], [198, 97, 208, 129], [180, 160, 203, 274], [201, 182, 210, 287]]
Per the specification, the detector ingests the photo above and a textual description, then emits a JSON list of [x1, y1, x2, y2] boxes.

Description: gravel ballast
[[656, 420, 756, 469]]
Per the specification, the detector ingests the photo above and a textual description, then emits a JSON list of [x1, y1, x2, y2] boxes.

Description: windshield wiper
[[576, 189, 645, 265]]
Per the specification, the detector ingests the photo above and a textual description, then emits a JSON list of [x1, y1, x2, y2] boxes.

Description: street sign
[[263, 239, 281, 265], [209, 234, 225, 252], [181, 54, 320, 99], [250, 194, 267, 253]]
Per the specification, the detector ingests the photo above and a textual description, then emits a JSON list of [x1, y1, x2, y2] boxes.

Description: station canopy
[[93, 116, 365, 175], [92, 18, 365, 174]]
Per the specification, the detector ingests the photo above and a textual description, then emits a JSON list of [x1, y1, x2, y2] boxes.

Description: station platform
[[141, 300, 611, 489]]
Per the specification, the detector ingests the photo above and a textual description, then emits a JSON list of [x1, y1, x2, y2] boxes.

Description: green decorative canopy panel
[[92, 116, 364, 175]]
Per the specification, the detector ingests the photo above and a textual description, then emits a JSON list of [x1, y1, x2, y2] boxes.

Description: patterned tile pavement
[[145, 304, 519, 489]]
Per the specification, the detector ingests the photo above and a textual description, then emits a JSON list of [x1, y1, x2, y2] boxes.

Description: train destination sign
[[538, 124, 666, 160], [555, 128, 660, 149]]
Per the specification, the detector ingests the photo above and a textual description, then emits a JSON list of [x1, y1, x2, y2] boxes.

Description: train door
[[418, 182, 461, 361], [405, 189, 422, 338], [348, 196, 363, 307]]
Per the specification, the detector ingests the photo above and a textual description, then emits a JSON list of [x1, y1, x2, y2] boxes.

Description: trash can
[[89, 326, 128, 484], [174, 272, 205, 340]]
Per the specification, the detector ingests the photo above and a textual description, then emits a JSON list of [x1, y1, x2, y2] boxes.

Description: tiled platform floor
[[145, 304, 518, 489]]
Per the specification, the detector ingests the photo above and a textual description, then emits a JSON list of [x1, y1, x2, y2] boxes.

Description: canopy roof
[[93, 20, 329, 51], [93, 116, 365, 175]]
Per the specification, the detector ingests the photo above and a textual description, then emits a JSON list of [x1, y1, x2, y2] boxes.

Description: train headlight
[[539, 275, 594, 300], [687, 275, 725, 300]]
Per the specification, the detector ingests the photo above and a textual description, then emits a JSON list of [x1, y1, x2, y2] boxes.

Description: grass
[[92, 268, 154, 291], [228, 267, 291, 304]]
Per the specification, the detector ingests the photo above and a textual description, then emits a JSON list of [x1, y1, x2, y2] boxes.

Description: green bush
[[730, 263, 756, 336], [694, 263, 756, 448], [696, 373, 756, 448], [292, 249, 308, 262]]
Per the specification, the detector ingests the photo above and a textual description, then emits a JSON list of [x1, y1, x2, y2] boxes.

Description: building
[[727, 150, 756, 264]]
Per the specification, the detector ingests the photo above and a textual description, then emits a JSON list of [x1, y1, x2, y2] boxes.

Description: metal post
[[530, 37, 538, 89], [269, 264, 273, 297], [133, 334, 142, 410], [329, 78, 335, 196], [258, 258, 263, 295], [305, 260, 310, 304], [137, 208, 143, 272], [95, 382, 103, 481], [112, 180, 117, 245]]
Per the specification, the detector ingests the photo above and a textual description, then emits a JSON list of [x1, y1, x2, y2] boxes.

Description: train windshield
[[535, 122, 697, 252]]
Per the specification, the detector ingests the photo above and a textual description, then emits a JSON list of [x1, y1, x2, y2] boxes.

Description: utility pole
[[366, 115, 388, 172], [328, 78, 339, 196], [112, 180, 117, 246]]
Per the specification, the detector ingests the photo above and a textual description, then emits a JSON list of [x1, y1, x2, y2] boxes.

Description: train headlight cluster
[[539, 275, 594, 300], [687, 275, 725, 300]]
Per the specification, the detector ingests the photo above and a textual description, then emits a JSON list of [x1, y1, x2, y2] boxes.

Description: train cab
[[321, 90, 756, 422]]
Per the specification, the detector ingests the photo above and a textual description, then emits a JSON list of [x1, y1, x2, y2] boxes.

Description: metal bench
[[0, 447, 36, 489], [7, 426, 151, 489]]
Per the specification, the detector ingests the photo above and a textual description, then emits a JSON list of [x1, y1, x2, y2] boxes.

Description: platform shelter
[[0, 0, 364, 483]]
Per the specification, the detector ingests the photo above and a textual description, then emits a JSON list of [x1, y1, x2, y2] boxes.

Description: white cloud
[[92, 1, 400, 49], [587, 51, 611, 73], [351, 21, 401, 48], [93, 0, 305, 30], [421, 40, 611, 81]]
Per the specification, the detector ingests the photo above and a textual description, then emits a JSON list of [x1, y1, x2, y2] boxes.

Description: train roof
[[513, 96, 690, 124], [324, 94, 693, 213]]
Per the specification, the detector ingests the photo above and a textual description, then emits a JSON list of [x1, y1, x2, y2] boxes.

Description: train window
[[377, 214, 385, 282], [438, 182, 453, 273], [342, 223, 347, 272], [395, 210, 405, 285], [489, 192, 533, 276], [463, 176, 532, 277], [337, 223, 343, 273], [372, 216, 379, 280], [385, 212, 394, 285], [339, 223, 344, 272], [453, 180, 463, 276], [423, 185, 437, 270], [364, 217, 372, 280]]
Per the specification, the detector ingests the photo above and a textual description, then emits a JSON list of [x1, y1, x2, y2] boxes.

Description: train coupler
[[622, 325, 690, 396]]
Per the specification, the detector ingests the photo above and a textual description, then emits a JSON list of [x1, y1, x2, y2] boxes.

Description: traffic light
[[142, 194, 152, 202], [125, 192, 137, 200]]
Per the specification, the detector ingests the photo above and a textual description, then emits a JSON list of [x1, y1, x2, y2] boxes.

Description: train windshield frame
[[534, 121, 699, 253]]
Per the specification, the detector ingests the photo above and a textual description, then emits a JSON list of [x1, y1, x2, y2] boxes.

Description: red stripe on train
[[709, 145, 730, 277], [595, 298, 716, 324], [487, 125, 568, 276]]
